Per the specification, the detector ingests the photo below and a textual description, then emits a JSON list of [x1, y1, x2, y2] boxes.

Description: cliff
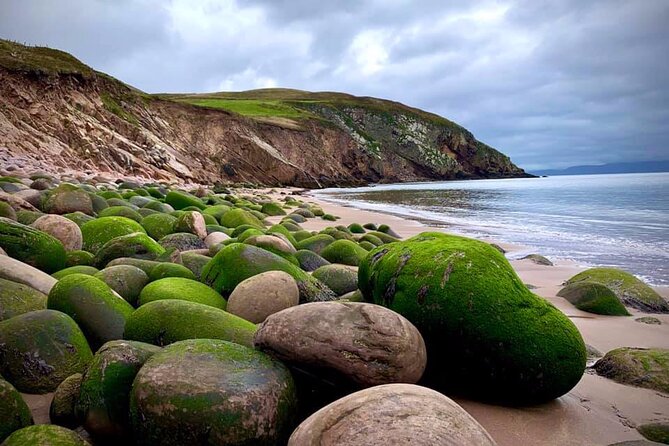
[[0, 40, 529, 187]]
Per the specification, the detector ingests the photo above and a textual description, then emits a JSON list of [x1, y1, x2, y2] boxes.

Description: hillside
[[533, 161, 669, 176], [0, 40, 529, 187]]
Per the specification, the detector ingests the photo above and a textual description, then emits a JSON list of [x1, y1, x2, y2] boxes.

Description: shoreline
[[270, 187, 669, 446]]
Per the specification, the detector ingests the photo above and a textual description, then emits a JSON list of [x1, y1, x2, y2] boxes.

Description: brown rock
[[288, 383, 497, 446], [254, 301, 426, 386], [227, 270, 299, 323], [31, 214, 83, 251]]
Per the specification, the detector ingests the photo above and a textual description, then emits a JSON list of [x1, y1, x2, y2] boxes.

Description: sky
[[1, 0, 668, 170]]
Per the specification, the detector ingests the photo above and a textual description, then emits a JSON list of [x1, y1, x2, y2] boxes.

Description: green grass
[[173, 98, 311, 119], [100, 93, 139, 125], [0, 39, 93, 76]]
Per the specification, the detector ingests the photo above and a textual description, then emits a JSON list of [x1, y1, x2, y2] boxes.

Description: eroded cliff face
[[0, 67, 528, 187]]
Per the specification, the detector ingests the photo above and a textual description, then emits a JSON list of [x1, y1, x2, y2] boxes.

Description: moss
[[296, 233, 335, 255], [63, 211, 95, 227], [0, 277, 47, 321], [0, 201, 17, 220], [93, 232, 165, 268], [158, 232, 205, 251], [557, 282, 630, 316], [65, 250, 94, 267], [358, 240, 376, 251], [124, 299, 255, 347], [52, 265, 99, 280], [94, 265, 149, 306], [321, 227, 355, 241], [0, 378, 33, 442], [320, 239, 368, 266], [366, 230, 399, 244], [142, 200, 174, 213], [358, 232, 586, 404], [261, 202, 286, 216], [566, 268, 668, 313], [15, 210, 44, 225], [221, 208, 264, 228], [266, 224, 298, 247], [201, 213, 217, 225], [295, 249, 330, 272], [138, 277, 227, 310], [44, 184, 94, 216], [48, 274, 135, 349], [202, 243, 336, 303], [49, 373, 82, 428], [81, 216, 146, 254], [148, 262, 196, 281], [312, 265, 358, 296], [322, 214, 337, 221], [0, 309, 93, 393], [636, 316, 662, 325], [236, 227, 265, 242], [106, 257, 159, 274], [637, 422, 669, 444], [100, 92, 139, 125], [98, 205, 143, 223], [165, 190, 206, 210], [281, 220, 302, 232], [98, 191, 124, 200], [180, 252, 211, 279], [363, 223, 378, 230], [1, 425, 88, 446], [292, 230, 313, 242], [202, 204, 231, 222], [106, 198, 134, 208], [348, 223, 366, 234], [129, 339, 296, 446], [0, 217, 67, 273], [76, 340, 160, 438], [594, 348, 669, 393]]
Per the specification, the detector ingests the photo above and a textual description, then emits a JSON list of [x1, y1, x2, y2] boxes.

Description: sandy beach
[[281, 189, 669, 446]]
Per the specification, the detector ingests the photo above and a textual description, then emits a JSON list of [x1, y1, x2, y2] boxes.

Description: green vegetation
[[0, 39, 93, 76], [594, 347, 669, 394], [100, 92, 139, 125], [177, 98, 311, 119]]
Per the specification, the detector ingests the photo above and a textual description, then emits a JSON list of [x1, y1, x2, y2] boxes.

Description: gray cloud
[[1, 0, 667, 170]]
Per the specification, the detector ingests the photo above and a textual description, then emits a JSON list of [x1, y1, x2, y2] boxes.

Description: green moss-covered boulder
[[312, 264, 358, 296], [63, 211, 95, 228], [0, 201, 17, 220], [295, 234, 335, 255], [594, 348, 669, 393], [281, 220, 302, 232], [202, 204, 231, 222], [158, 232, 206, 252], [94, 265, 150, 305], [0, 277, 47, 321], [0, 217, 67, 273], [1, 425, 88, 446], [175, 211, 207, 239], [138, 277, 226, 310], [81, 216, 146, 254], [557, 282, 630, 316], [165, 190, 206, 210], [142, 200, 174, 213], [48, 274, 135, 349], [566, 268, 669, 313], [16, 210, 44, 225], [348, 223, 366, 234], [93, 232, 165, 268], [148, 262, 197, 281], [52, 265, 99, 280], [322, 214, 337, 221], [76, 340, 161, 439], [106, 257, 159, 275], [124, 299, 255, 347], [129, 339, 296, 446], [358, 232, 586, 404], [180, 252, 212, 279], [261, 202, 286, 216], [49, 373, 82, 428], [637, 422, 669, 444], [320, 239, 368, 266], [44, 184, 94, 216], [98, 206, 143, 223], [295, 249, 330, 272], [0, 378, 32, 442], [221, 208, 264, 228], [358, 240, 376, 251], [0, 310, 93, 393], [360, 233, 384, 246], [202, 243, 336, 303], [65, 250, 94, 267]]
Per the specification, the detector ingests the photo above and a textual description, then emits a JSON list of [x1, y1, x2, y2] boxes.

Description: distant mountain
[[532, 161, 669, 176]]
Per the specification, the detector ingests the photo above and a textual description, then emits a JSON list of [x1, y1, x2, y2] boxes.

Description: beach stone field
[[0, 173, 668, 445]]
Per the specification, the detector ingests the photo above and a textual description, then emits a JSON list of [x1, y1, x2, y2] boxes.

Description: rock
[[227, 271, 299, 323], [202, 243, 336, 303], [0, 277, 47, 321], [320, 239, 369, 266], [0, 217, 67, 273], [106, 257, 159, 274], [93, 232, 165, 268], [1, 425, 88, 445], [288, 384, 496, 446], [256, 301, 426, 387], [0, 201, 17, 220], [377, 224, 400, 238], [164, 190, 206, 210], [180, 251, 212, 278], [358, 232, 586, 404], [65, 250, 95, 267], [636, 316, 662, 325], [490, 243, 506, 254], [138, 277, 227, 310], [63, 211, 95, 227], [246, 234, 297, 255], [129, 339, 296, 446], [0, 255, 58, 295], [0, 378, 33, 442], [221, 207, 264, 228], [347, 223, 366, 234], [0, 310, 93, 393], [15, 209, 45, 225], [557, 281, 630, 315], [98, 206, 143, 223], [365, 231, 399, 244], [30, 177, 53, 190], [48, 274, 135, 349], [44, 184, 94, 215], [94, 265, 150, 305], [148, 262, 196, 281], [287, 213, 307, 223], [295, 234, 335, 255], [204, 231, 230, 248], [261, 202, 286, 216], [76, 340, 161, 439], [312, 264, 358, 296], [31, 214, 83, 251], [637, 423, 669, 444], [49, 373, 82, 428], [322, 214, 336, 221], [363, 223, 378, 230], [143, 200, 174, 213], [202, 204, 231, 221], [295, 249, 330, 272], [52, 265, 99, 280], [339, 289, 364, 302], [175, 211, 207, 239], [140, 213, 177, 240], [566, 267, 669, 313], [124, 299, 256, 347], [521, 254, 553, 266], [81, 216, 146, 254], [594, 348, 669, 393], [159, 232, 206, 251]]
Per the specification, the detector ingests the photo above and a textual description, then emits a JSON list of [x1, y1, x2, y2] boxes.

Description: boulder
[[295, 249, 330, 272], [44, 184, 94, 215], [94, 265, 150, 305], [594, 347, 669, 393], [288, 384, 496, 446], [130, 339, 296, 446], [138, 277, 227, 310], [227, 271, 299, 323], [220, 208, 264, 228], [0, 277, 47, 321], [98, 206, 143, 223], [312, 264, 358, 296], [320, 239, 368, 266], [1, 425, 88, 446], [93, 232, 165, 268], [296, 234, 335, 255], [52, 265, 99, 280], [63, 211, 95, 227], [358, 232, 586, 404], [180, 251, 211, 279], [261, 202, 286, 216], [65, 250, 95, 267], [637, 422, 669, 444], [175, 211, 207, 239], [0, 255, 57, 295], [164, 190, 206, 210], [148, 262, 196, 281], [0, 217, 67, 273], [0, 378, 33, 442], [81, 216, 146, 254], [204, 231, 230, 248], [0, 309, 93, 393], [158, 232, 206, 252], [49, 373, 82, 428], [557, 282, 630, 315], [31, 215, 83, 251], [141, 213, 177, 240], [521, 254, 553, 266]]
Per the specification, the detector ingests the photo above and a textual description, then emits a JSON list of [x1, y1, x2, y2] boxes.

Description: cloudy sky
[[2, 0, 668, 170]]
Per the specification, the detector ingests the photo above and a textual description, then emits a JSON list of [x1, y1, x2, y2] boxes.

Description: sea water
[[314, 173, 669, 286]]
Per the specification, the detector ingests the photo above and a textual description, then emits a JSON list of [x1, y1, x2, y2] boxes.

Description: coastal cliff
[[0, 40, 529, 187]]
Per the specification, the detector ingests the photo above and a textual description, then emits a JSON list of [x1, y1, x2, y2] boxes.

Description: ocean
[[314, 173, 669, 286]]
